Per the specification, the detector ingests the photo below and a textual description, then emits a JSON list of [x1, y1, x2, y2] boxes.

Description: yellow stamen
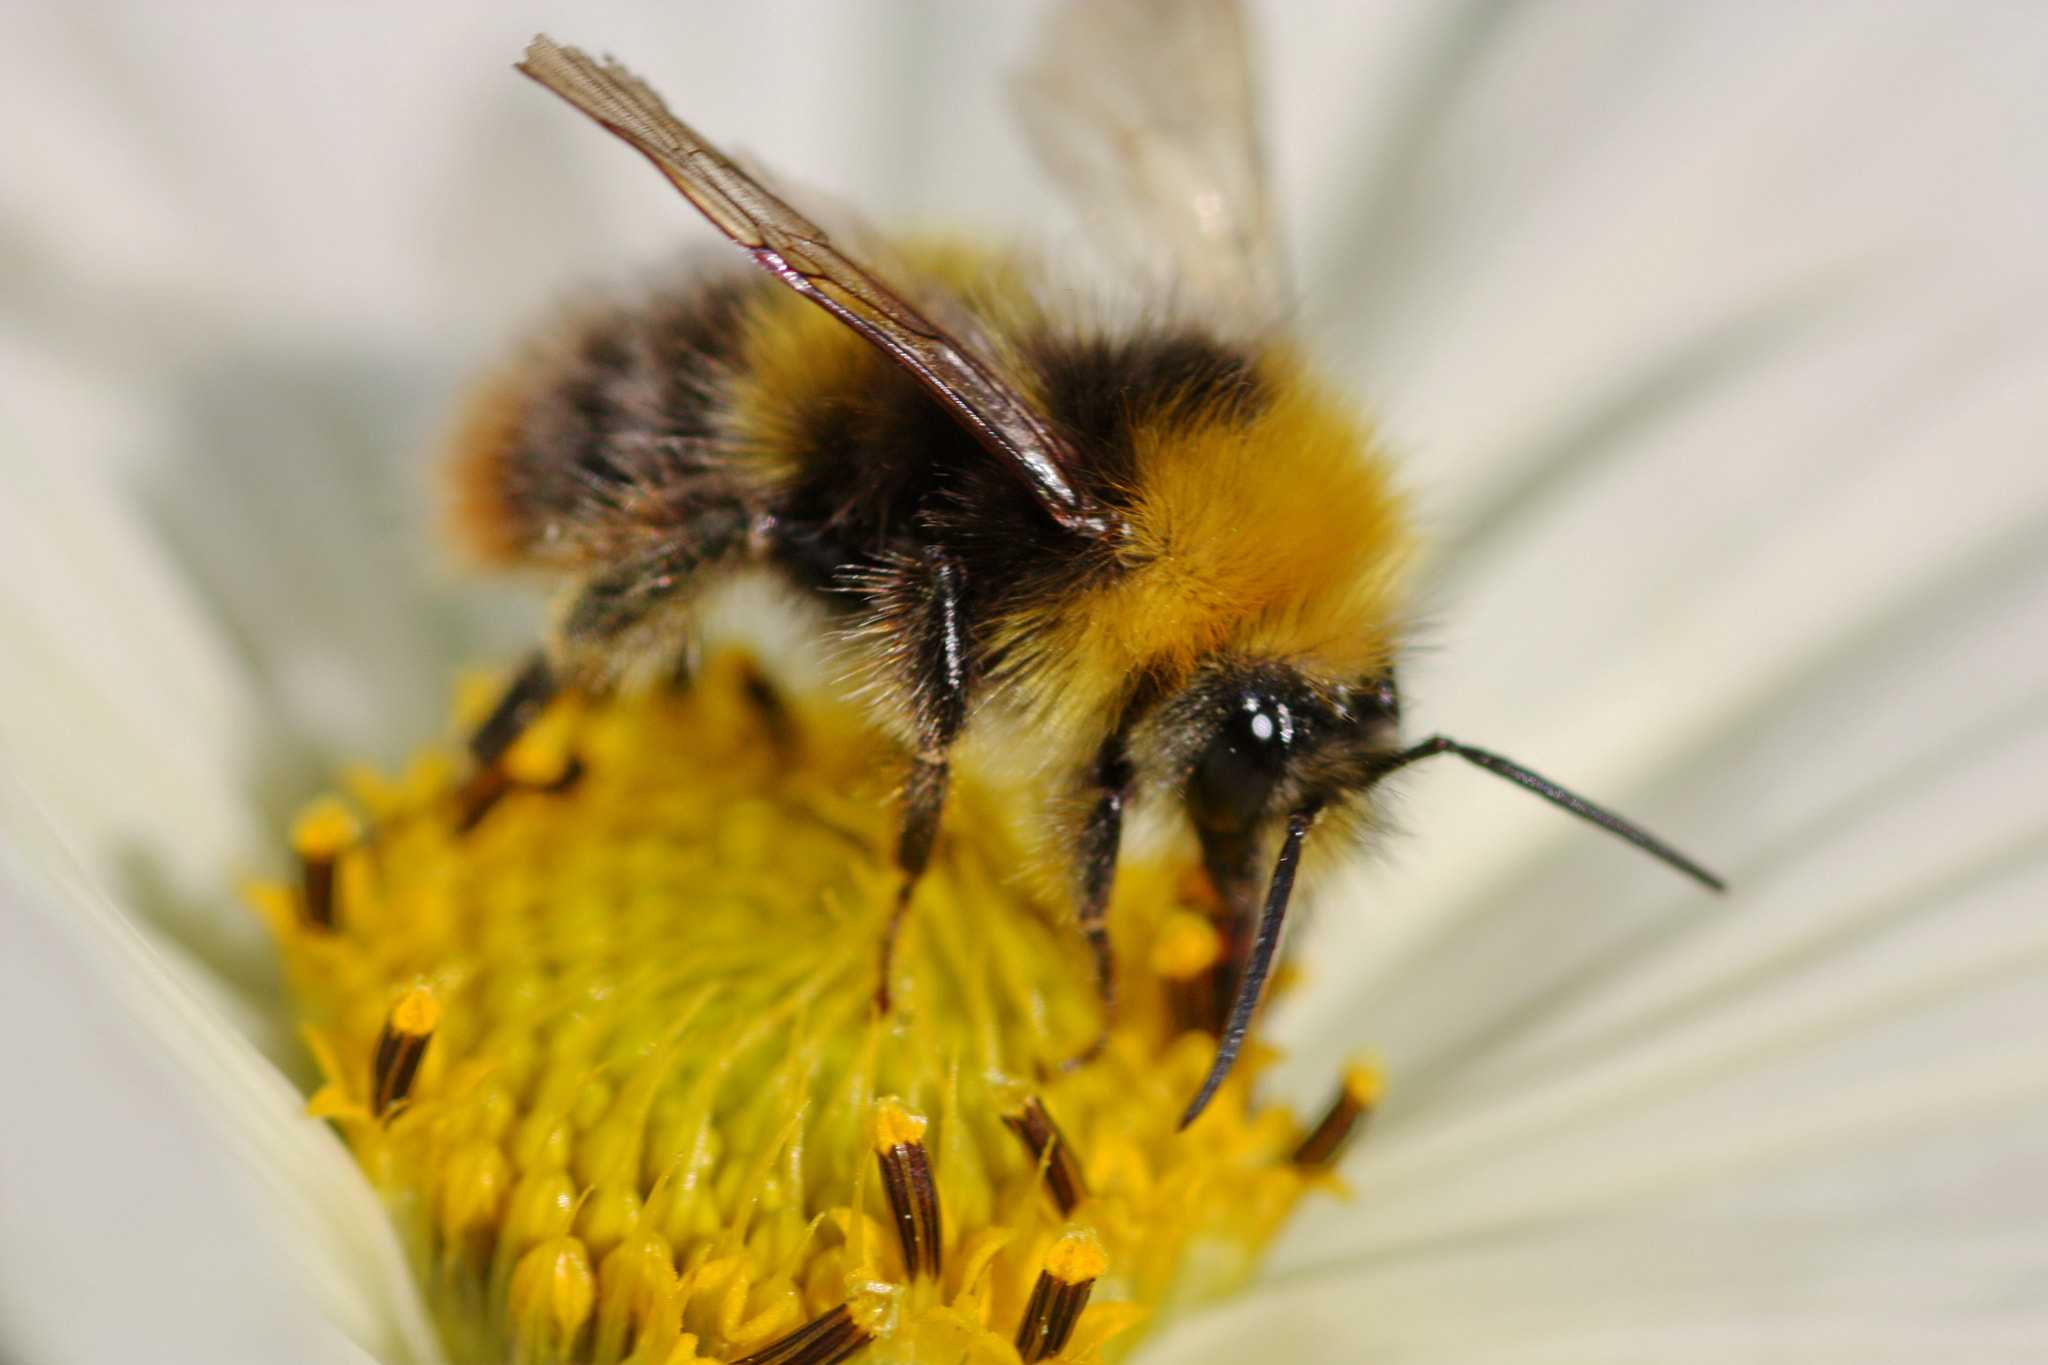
[[1017, 1231, 1105, 1363], [371, 987, 440, 1118], [1002, 1096, 1088, 1217], [1149, 911, 1222, 980], [262, 651, 1361, 1363], [510, 1236, 598, 1361], [1292, 1060, 1384, 1173], [290, 795, 359, 929], [872, 1101, 941, 1282]]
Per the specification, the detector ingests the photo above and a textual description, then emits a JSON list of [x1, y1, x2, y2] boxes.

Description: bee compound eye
[[1188, 690, 1295, 836]]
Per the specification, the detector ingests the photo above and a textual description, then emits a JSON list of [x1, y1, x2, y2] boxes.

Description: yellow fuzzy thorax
[[1013, 360, 1411, 734], [723, 238, 1414, 765], [256, 653, 1363, 1365]]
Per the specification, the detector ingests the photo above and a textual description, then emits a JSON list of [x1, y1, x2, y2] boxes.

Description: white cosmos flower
[[3, 3, 2047, 1363]]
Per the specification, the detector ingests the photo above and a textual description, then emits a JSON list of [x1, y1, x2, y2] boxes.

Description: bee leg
[[469, 652, 559, 769], [455, 652, 561, 829], [462, 526, 743, 830], [877, 552, 973, 1012], [735, 658, 796, 757], [1064, 731, 1133, 1069]]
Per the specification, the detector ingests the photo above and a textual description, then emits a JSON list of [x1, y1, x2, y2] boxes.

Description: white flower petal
[[1159, 1105, 2048, 1361], [0, 323, 269, 969], [0, 759, 441, 1364]]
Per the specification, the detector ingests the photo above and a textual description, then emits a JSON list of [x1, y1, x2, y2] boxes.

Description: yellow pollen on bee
[[501, 700, 583, 787], [260, 651, 1357, 1364]]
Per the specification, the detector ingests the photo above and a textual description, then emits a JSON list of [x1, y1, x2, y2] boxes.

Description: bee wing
[[1015, 0, 1284, 331], [518, 37, 1119, 540]]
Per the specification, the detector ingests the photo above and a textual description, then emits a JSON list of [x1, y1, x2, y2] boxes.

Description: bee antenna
[[1388, 736, 1726, 893], [1178, 740, 1721, 1132], [1179, 800, 1323, 1131]]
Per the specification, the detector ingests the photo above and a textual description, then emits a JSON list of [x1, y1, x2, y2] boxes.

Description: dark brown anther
[[302, 855, 338, 930], [291, 799, 359, 930], [1291, 1063, 1382, 1171], [732, 1302, 873, 1365], [873, 1101, 942, 1280], [1016, 1230, 1105, 1363], [371, 988, 441, 1118], [1003, 1096, 1088, 1216]]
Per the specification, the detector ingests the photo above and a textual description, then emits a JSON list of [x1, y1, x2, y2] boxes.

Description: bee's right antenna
[[1176, 737, 1723, 1133], [1385, 736, 1726, 893]]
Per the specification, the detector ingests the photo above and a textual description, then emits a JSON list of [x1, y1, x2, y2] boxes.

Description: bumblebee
[[457, 6, 1720, 1128]]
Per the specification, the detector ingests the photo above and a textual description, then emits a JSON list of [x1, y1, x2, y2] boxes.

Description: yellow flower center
[[255, 651, 1372, 1364]]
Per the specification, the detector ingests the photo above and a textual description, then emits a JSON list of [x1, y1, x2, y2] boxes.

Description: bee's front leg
[[877, 550, 974, 1011], [1064, 730, 1133, 1067]]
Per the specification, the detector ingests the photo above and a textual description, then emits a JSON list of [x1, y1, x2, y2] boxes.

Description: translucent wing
[[1015, 0, 1283, 331], [518, 36, 1119, 540]]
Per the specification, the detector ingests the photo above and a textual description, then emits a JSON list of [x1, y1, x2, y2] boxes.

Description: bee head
[[1147, 663, 1403, 887]]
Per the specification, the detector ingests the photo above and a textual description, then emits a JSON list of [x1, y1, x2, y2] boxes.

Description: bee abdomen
[[449, 270, 769, 569]]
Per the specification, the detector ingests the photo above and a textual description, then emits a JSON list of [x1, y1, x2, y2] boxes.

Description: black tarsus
[[456, 652, 562, 830], [1388, 736, 1726, 892], [1179, 800, 1322, 1130], [468, 652, 559, 770]]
